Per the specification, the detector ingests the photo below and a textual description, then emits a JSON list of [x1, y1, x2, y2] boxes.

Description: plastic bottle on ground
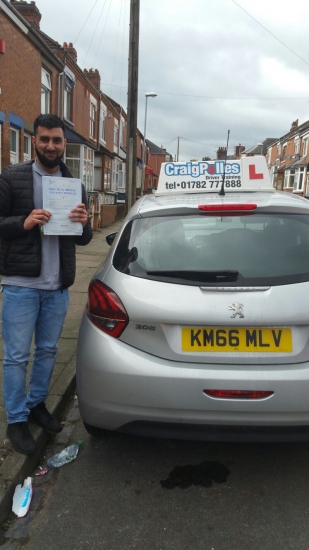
[[47, 440, 83, 468]]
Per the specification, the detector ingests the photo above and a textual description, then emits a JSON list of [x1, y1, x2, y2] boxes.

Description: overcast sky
[[38, 0, 309, 161]]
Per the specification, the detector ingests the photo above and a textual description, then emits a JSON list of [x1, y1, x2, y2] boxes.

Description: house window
[[10, 128, 19, 164], [302, 138, 308, 157], [41, 68, 52, 114], [277, 143, 281, 158], [99, 106, 106, 143], [119, 120, 124, 147], [24, 133, 31, 161], [65, 143, 94, 192], [118, 162, 124, 187], [65, 144, 80, 179], [112, 159, 117, 188], [104, 158, 112, 191], [295, 139, 300, 156], [90, 100, 96, 139], [267, 148, 272, 164], [64, 74, 74, 121], [293, 167, 305, 192], [64, 87, 72, 121], [83, 146, 94, 191], [281, 145, 286, 161], [284, 169, 295, 188], [114, 122, 119, 146]]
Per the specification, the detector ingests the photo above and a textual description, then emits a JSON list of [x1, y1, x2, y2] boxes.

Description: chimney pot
[[11, 0, 42, 28], [63, 42, 77, 63], [84, 68, 101, 90]]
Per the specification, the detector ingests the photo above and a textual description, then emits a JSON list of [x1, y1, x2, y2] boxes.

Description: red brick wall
[[54, 54, 98, 145], [0, 11, 61, 169], [149, 154, 165, 177], [105, 114, 117, 153], [72, 79, 97, 144], [100, 205, 117, 227], [1, 12, 42, 167]]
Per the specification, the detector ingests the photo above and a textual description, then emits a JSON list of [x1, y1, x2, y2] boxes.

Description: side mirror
[[106, 232, 117, 246]]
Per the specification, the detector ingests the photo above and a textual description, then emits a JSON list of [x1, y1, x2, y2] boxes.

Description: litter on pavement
[[35, 467, 49, 476], [12, 477, 33, 518], [46, 440, 83, 468]]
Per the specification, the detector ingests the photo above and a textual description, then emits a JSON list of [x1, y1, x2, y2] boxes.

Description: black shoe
[[7, 422, 38, 455], [28, 402, 62, 434]]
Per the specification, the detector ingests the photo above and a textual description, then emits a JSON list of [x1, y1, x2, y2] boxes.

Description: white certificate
[[42, 176, 83, 236]]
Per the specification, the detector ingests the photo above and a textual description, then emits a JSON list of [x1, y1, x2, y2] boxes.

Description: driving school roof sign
[[156, 155, 273, 195]]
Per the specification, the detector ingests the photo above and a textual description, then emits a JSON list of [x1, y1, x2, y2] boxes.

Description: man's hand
[[69, 204, 88, 228], [24, 209, 51, 230]]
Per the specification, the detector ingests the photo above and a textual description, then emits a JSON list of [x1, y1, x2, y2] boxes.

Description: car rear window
[[113, 213, 309, 286]]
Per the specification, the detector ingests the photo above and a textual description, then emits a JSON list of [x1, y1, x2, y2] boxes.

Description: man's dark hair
[[34, 114, 65, 136]]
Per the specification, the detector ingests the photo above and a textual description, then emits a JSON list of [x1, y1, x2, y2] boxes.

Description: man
[[0, 114, 92, 455]]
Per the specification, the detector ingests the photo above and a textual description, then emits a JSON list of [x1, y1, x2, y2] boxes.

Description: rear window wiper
[[146, 270, 239, 282]]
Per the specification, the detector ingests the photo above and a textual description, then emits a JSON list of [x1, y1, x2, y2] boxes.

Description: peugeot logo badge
[[229, 302, 244, 318]]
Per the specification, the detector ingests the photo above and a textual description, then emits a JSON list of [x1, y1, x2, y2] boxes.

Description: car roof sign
[[155, 155, 274, 196]]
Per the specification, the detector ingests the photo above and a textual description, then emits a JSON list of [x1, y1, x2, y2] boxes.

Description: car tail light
[[86, 280, 128, 338], [198, 204, 257, 212], [204, 389, 273, 399]]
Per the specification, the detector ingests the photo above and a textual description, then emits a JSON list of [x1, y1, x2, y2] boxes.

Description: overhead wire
[[231, 0, 309, 68], [118, 0, 128, 105], [98, 0, 309, 103], [160, 137, 266, 152], [72, 0, 309, 102], [97, 82, 308, 100], [109, 0, 124, 97], [82, 1, 108, 68], [92, 0, 113, 69], [73, 0, 98, 46]]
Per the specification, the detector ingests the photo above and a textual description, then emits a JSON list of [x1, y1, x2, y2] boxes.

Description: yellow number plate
[[182, 327, 292, 353]]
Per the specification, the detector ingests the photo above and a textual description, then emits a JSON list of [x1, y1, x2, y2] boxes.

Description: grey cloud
[[39, 0, 309, 160]]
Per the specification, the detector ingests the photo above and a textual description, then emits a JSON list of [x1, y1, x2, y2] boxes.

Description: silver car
[[76, 159, 309, 441]]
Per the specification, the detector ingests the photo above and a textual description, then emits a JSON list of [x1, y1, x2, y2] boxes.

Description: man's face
[[32, 126, 67, 172]]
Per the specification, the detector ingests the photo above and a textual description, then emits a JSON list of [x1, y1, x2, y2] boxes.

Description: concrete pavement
[[0, 220, 123, 525]]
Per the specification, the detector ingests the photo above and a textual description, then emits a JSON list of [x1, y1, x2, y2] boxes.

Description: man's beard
[[35, 147, 63, 169]]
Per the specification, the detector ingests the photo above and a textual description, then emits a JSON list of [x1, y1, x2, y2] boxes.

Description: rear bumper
[[118, 421, 309, 442], [77, 315, 309, 440]]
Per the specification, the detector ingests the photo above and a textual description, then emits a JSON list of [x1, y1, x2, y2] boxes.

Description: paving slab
[[0, 220, 124, 526]]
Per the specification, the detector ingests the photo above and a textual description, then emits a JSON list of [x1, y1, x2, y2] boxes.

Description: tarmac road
[[2, 397, 309, 550]]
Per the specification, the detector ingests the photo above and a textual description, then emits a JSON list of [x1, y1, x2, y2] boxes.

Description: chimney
[[83, 68, 101, 90], [290, 119, 299, 131], [63, 42, 77, 63], [234, 143, 245, 157], [216, 147, 227, 160], [11, 1, 41, 29]]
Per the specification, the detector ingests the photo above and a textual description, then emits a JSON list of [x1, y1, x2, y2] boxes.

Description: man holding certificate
[[0, 114, 92, 454]]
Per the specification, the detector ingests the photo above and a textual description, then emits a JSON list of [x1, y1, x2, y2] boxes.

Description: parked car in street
[[76, 156, 309, 441]]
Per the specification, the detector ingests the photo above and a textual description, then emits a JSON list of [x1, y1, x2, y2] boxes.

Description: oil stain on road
[[160, 460, 231, 489]]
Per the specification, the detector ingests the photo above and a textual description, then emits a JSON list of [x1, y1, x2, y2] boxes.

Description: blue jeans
[[2, 286, 69, 423]]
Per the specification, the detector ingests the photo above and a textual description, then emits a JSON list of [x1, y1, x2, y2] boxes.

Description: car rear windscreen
[[113, 213, 309, 286]]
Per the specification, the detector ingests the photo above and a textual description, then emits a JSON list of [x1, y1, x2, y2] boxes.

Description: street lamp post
[[141, 92, 157, 196]]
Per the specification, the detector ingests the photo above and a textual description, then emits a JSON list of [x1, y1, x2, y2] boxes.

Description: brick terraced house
[[266, 119, 309, 198], [0, 0, 164, 225]]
